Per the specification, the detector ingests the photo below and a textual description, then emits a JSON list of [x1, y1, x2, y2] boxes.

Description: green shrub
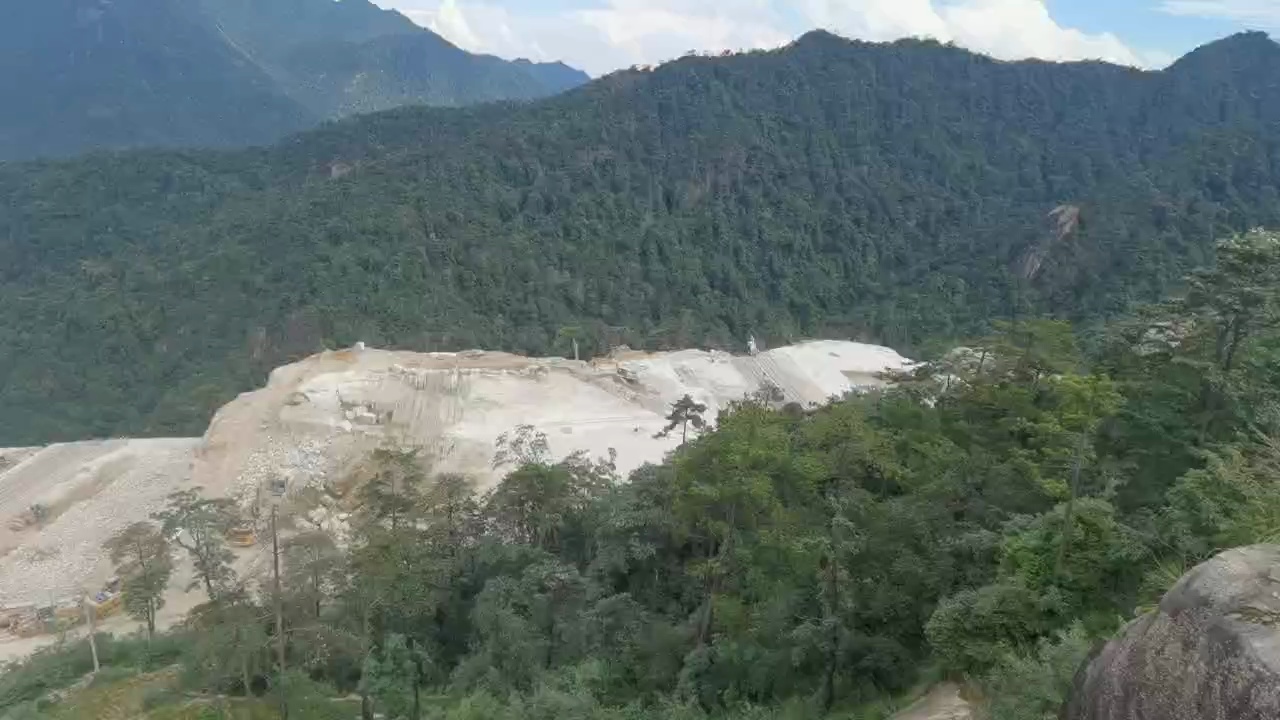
[[0, 631, 189, 714], [0, 640, 99, 710], [89, 665, 139, 687], [925, 582, 1051, 674], [141, 684, 182, 712], [978, 624, 1094, 720]]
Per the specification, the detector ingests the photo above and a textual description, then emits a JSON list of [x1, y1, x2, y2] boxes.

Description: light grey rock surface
[[1063, 544, 1280, 720]]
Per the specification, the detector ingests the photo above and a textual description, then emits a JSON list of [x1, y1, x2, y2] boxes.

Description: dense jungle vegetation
[[6, 230, 1280, 719], [4, 30, 1280, 445]]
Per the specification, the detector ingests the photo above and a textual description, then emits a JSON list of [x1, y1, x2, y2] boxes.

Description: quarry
[[0, 340, 911, 651]]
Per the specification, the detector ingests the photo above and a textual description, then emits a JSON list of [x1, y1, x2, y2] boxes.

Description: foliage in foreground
[[8, 232, 1280, 719], [979, 626, 1094, 720]]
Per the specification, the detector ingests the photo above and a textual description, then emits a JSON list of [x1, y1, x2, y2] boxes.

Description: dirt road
[[892, 683, 972, 720]]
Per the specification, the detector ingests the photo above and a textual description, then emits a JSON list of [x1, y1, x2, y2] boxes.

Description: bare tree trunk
[[312, 565, 322, 619], [1053, 434, 1087, 584], [241, 653, 251, 698], [698, 505, 735, 647], [410, 637, 422, 720], [82, 601, 100, 674], [822, 541, 841, 709], [696, 540, 716, 648], [546, 616, 557, 669], [360, 604, 375, 720], [133, 538, 153, 645], [272, 507, 288, 720], [1223, 317, 1248, 374]]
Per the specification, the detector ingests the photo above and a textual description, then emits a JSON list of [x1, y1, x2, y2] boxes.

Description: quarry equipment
[[227, 525, 257, 547]]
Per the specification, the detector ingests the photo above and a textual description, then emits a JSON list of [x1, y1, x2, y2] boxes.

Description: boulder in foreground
[[1062, 544, 1280, 720]]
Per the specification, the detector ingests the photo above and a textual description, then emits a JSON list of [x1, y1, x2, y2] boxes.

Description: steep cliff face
[[1062, 545, 1280, 720]]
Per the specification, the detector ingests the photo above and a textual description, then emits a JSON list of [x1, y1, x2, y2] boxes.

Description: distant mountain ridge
[[0, 0, 588, 161]]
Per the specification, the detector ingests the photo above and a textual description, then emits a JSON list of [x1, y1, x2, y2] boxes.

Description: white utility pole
[[271, 478, 288, 720], [81, 598, 100, 673]]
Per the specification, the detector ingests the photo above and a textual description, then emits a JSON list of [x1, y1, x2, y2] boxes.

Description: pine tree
[[655, 395, 709, 444]]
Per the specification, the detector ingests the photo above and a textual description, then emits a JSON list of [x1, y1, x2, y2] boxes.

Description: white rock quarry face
[[0, 439, 200, 606], [190, 341, 914, 509], [0, 339, 911, 640]]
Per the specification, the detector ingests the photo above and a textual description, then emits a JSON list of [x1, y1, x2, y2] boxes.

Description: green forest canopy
[[4, 30, 1280, 444], [8, 232, 1280, 720]]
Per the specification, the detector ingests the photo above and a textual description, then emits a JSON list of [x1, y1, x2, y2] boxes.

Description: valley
[[4, 10, 1280, 719], [6, 31, 1280, 448]]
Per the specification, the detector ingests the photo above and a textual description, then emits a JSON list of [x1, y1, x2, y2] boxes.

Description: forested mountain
[[4, 31, 1280, 444], [192, 0, 587, 117], [0, 0, 588, 161], [0, 0, 311, 160]]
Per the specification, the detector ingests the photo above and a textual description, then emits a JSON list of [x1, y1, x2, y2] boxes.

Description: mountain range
[[3, 31, 1280, 444], [0, 0, 588, 161]]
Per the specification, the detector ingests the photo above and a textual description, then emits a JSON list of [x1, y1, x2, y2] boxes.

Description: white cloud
[[376, 0, 1168, 76], [387, 0, 701, 74], [799, 0, 952, 41], [573, 0, 792, 71], [943, 0, 1160, 66], [414, 0, 483, 50], [802, 0, 1167, 67], [1160, 0, 1280, 27]]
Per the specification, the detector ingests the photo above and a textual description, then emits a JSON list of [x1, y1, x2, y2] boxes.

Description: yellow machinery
[[227, 525, 257, 547], [88, 593, 123, 620], [4, 577, 125, 638]]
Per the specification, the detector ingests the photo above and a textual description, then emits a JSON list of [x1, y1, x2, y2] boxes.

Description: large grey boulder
[[1062, 544, 1280, 720]]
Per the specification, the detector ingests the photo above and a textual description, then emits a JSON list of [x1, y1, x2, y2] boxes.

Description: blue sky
[[372, 0, 1277, 76]]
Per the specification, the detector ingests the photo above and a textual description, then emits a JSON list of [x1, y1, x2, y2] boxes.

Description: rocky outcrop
[[0, 340, 910, 617], [0, 440, 200, 606], [1062, 544, 1280, 720], [190, 341, 912, 511]]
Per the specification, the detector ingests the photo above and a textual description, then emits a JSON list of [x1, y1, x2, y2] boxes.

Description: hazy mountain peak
[[0, 0, 588, 161]]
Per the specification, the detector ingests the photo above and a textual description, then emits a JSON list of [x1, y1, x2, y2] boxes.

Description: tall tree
[[1180, 230, 1280, 438], [152, 489, 240, 601], [284, 530, 342, 622], [102, 522, 173, 642], [185, 590, 272, 696], [671, 400, 790, 647], [655, 395, 709, 445]]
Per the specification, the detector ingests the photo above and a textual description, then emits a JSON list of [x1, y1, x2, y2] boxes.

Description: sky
[[369, 0, 1275, 77]]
